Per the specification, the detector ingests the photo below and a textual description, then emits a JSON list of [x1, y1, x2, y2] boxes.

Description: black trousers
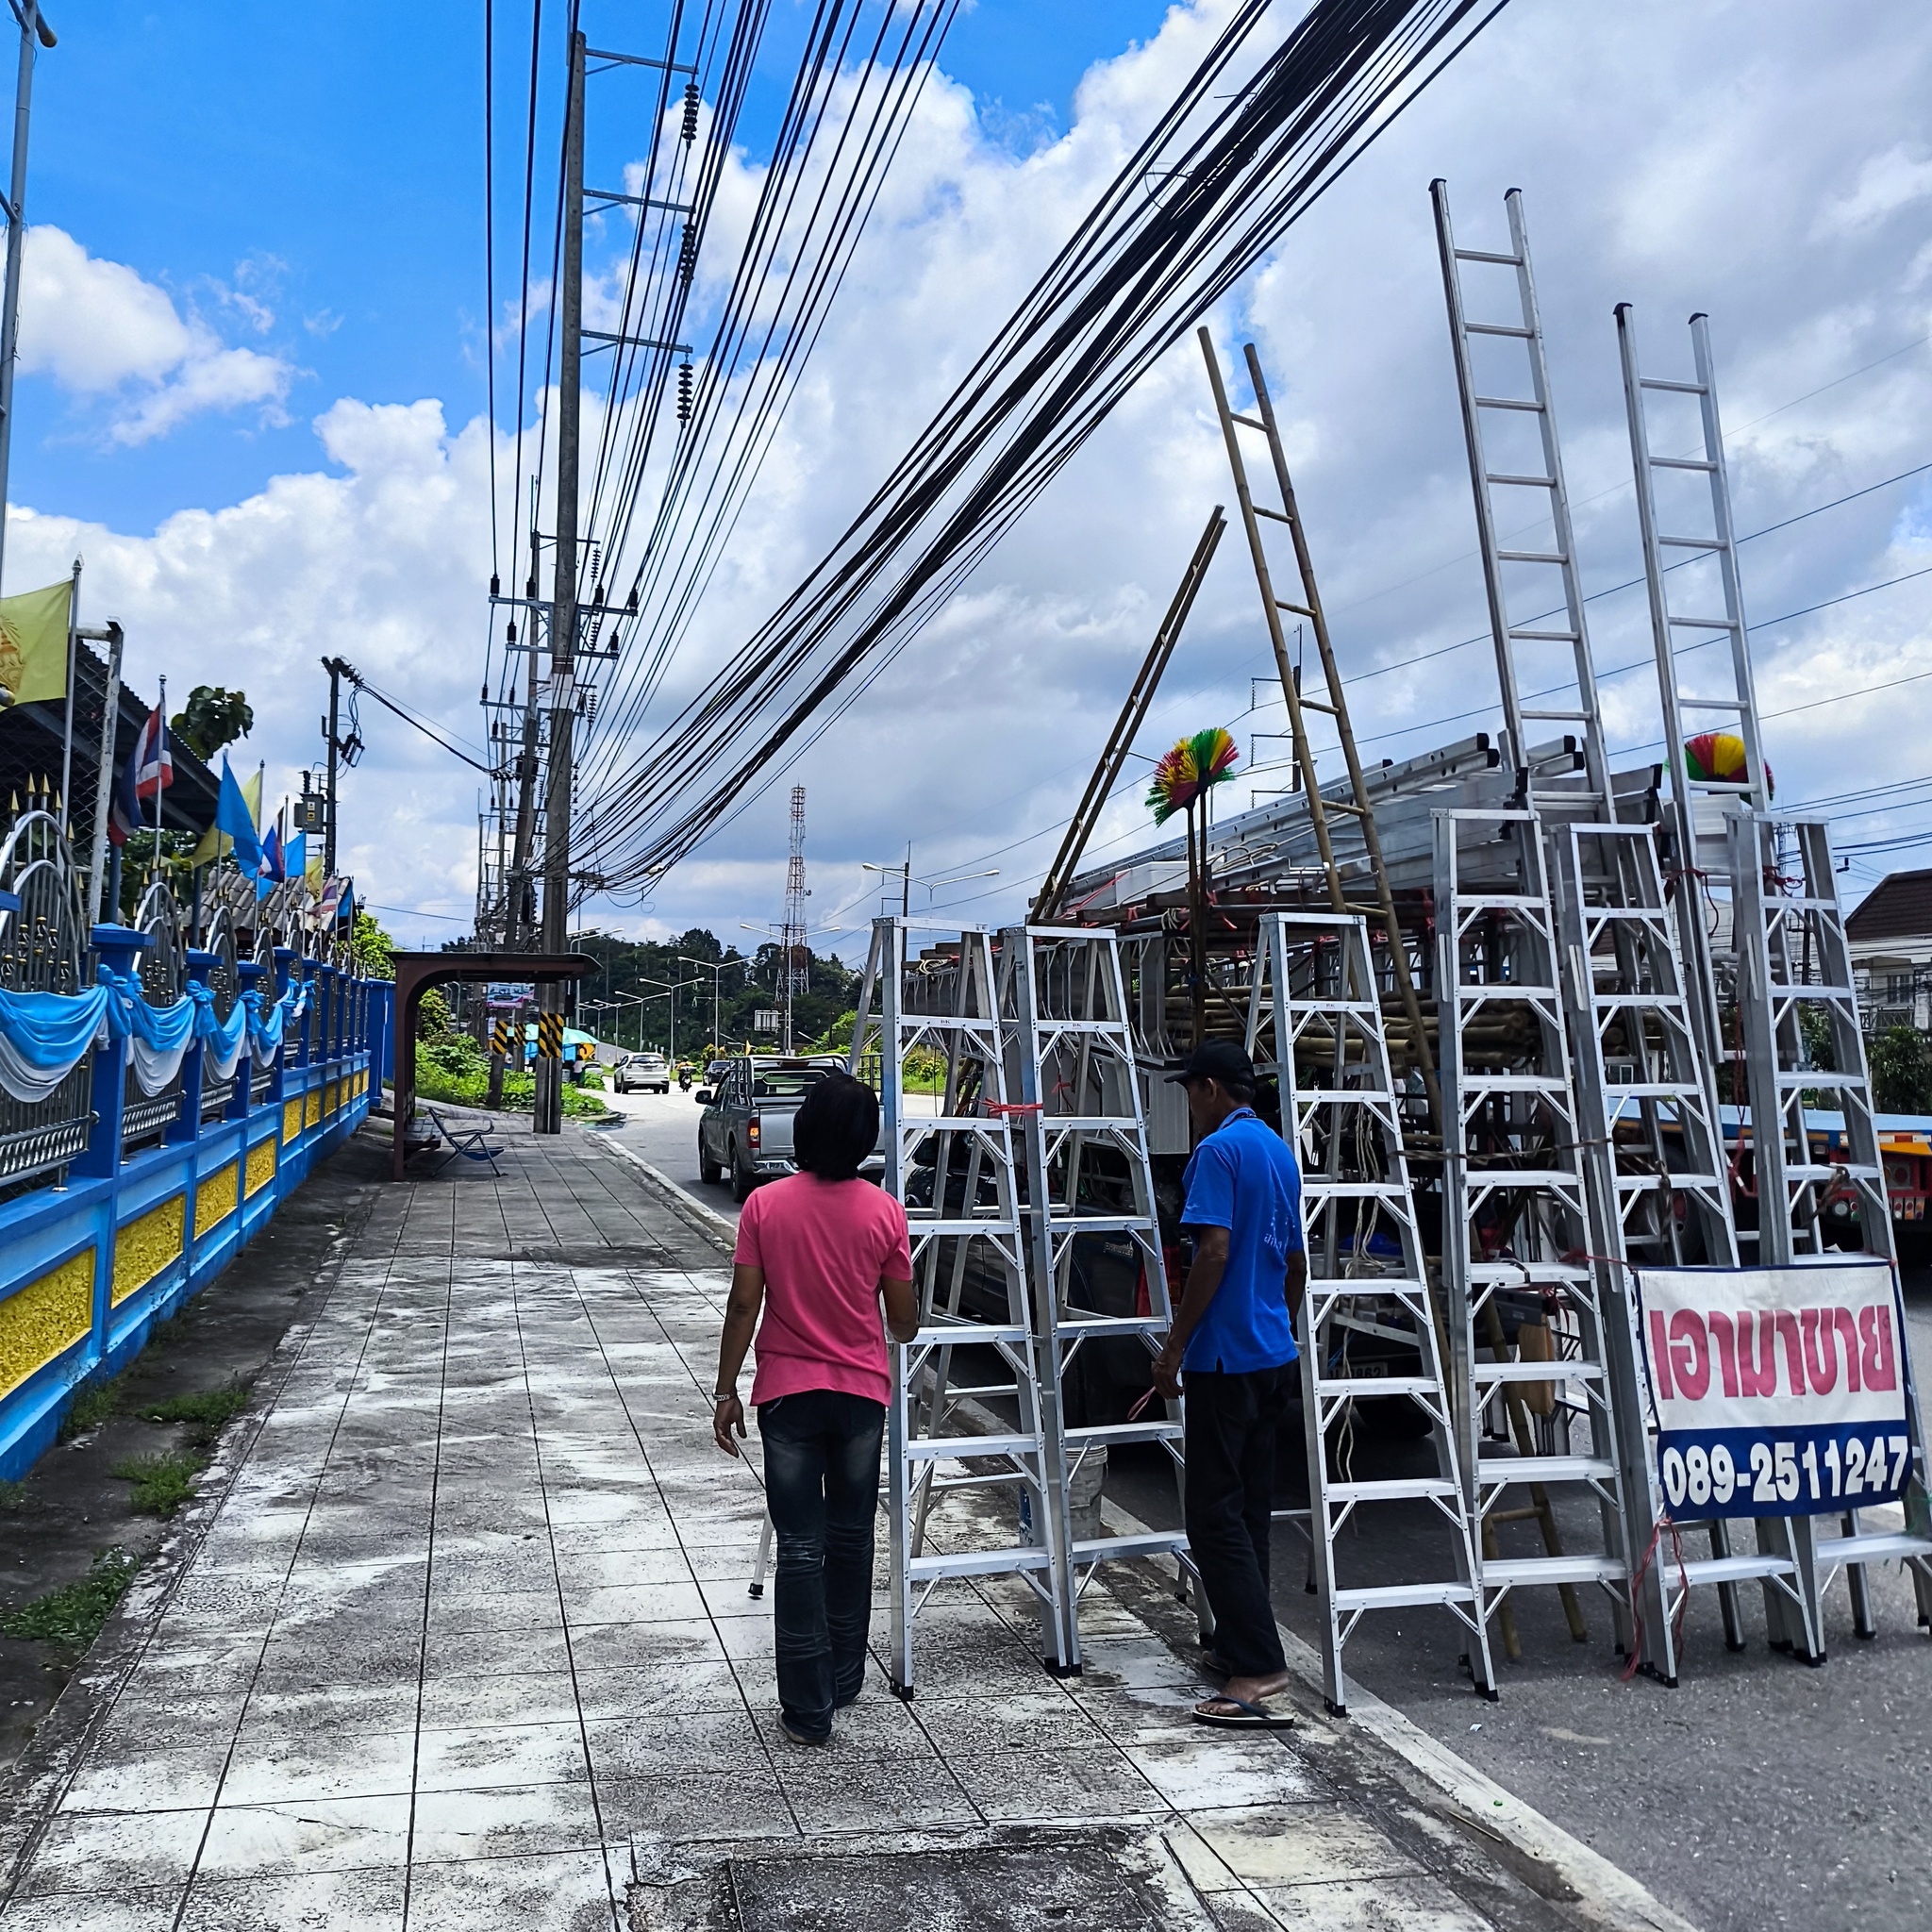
[[1183, 1363, 1293, 1679], [758, 1389, 885, 1738]]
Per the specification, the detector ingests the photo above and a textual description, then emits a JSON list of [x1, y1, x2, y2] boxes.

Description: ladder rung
[[1650, 456, 1716, 473], [1667, 615, 1733, 630], [908, 1547, 1052, 1581], [1485, 471, 1557, 488], [1321, 797, 1366, 814], [907, 1433, 1041, 1461], [1479, 1455, 1617, 1485], [1822, 1531, 1932, 1566], [1276, 598, 1315, 619], [1521, 708, 1590, 722], [1476, 1360, 1603, 1386], [1466, 322, 1534, 339], [1641, 376, 1706, 396], [1254, 504, 1291, 524], [1456, 246, 1522, 267], [1508, 627, 1580, 642], [1678, 696, 1746, 711], [1474, 394, 1542, 412], [1482, 1554, 1627, 1587], [1329, 1476, 1461, 1504], [1229, 411, 1266, 431], [1301, 697, 1339, 716], [1067, 1422, 1183, 1447], [1658, 534, 1723, 550], [1072, 1531, 1188, 1564], [1496, 548, 1568, 565], [1334, 1581, 1479, 1611], [1678, 1553, 1798, 1587], [1314, 1375, 1443, 1400]]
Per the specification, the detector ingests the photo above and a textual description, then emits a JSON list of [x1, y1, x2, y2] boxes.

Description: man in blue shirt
[[1151, 1040, 1304, 1728]]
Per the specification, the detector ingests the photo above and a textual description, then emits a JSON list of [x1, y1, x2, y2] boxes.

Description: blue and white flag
[[215, 757, 262, 874]]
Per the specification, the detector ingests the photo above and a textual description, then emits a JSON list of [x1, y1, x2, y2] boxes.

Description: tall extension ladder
[[1246, 910, 1495, 1710], [1434, 181, 1648, 1659], [1550, 819, 1817, 1676], [1435, 808, 1634, 1660], [1431, 180, 1610, 814], [1199, 327, 1441, 1125], [1729, 819, 1932, 1642], [1621, 307, 1932, 1649], [849, 918, 1076, 1691], [999, 923, 1195, 1671], [1615, 304, 1770, 1085]]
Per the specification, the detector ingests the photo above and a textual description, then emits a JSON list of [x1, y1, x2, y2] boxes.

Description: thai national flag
[[108, 707, 172, 847]]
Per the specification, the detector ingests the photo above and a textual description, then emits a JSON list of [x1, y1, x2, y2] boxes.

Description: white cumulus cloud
[[15, 225, 294, 444]]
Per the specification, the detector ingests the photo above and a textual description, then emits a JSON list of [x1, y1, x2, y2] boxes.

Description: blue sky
[[5, 2, 1932, 948], [13, 1, 1170, 538]]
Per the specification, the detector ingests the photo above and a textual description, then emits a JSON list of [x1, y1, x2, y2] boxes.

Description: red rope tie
[[981, 1101, 1042, 1117], [1622, 1511, 1691, 1683]]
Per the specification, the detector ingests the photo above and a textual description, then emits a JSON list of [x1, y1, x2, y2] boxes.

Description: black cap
[[1164, 1040, 1255, 1088]]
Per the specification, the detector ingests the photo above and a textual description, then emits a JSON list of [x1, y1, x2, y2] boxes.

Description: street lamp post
[[678, 956, 744, 1059], [632, 974, 693, 1060], [861, 859, 1000, 915], [0, 2, 56, 597]]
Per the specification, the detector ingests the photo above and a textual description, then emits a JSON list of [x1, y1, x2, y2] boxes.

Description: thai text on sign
[[1636, 1262, 1911, 1520]]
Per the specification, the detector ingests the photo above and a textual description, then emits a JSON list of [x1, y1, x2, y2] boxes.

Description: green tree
[[168, 686, 254, 762], [350, 908, 394, 979], [1869, 1026, 1932, 1115]]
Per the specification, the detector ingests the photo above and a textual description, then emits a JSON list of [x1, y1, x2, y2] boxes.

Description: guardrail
[[0, 872, 391, 1479]]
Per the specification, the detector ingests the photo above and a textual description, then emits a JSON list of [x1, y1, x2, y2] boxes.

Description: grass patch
[[0, 1479, 25, 1511], [109, 1450, 209, 1518], [0, 1550, 138, 1648], [561, 1086, 608, 1119], [142, 1381, 251, 1446], [58, 1373, 128, 1441]]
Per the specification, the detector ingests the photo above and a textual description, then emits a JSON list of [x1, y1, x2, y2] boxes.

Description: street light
[[678, 956, 746, 1058], [861, 858, 999, 914], [631, 974, 696, 1059]]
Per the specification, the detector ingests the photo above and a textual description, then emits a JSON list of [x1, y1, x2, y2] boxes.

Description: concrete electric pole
[[534, 26, 586, 1136]]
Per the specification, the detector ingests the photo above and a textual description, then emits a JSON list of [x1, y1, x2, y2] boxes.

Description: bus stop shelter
[[388, 950, 594, 1179]]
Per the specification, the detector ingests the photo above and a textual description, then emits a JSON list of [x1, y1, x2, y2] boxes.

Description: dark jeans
[[758, 1388, 885, 1738], [1183, 1363, 1293, 1679]]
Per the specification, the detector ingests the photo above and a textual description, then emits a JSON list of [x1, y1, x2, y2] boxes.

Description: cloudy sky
[[7, 0, 1932, 958]]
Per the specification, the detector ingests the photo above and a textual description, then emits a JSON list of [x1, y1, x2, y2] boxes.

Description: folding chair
[[422, 1106, 505, 1174]]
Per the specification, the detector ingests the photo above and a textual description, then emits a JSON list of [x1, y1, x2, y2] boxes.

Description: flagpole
[[57, 554, 76, 821], [152, 674, 165, 881]]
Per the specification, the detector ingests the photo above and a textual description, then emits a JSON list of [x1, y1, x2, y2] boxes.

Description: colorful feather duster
[[1147, 726, 1239, 824]]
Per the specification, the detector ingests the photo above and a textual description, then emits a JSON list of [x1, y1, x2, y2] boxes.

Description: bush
[[1871, 1026, 1932, 1114], [422, 1033, 487, 1080], [110, 1450, 208, 1518]]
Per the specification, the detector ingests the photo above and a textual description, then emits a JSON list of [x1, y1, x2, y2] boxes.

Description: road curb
[[593, 1130, 739, 1256]]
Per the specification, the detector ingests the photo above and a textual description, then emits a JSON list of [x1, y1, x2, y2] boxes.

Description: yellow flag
[[0, 580, 72, 706], [191, 765, 261, 867]]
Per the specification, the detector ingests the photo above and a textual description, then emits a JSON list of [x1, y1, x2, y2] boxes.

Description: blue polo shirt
[[1179, 1108, 1303, 1374]]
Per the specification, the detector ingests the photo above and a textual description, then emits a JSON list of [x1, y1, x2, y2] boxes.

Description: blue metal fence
[[0, 920, 388, 1480]]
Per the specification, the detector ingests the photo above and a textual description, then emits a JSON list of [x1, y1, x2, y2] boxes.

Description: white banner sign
[[1635, 1261, 1911, 1519]]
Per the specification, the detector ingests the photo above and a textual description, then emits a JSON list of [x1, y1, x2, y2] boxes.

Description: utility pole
[[319, 655, 356, 875], [535, 25, 585, 1136], [0, 2, 52, 598], [781, 786, 808, 1054]]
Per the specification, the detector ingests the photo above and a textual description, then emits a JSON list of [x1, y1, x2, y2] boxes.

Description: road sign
[[754, 1008, 779, 1033], [487, 981, 534, 1008], [536, 1013, 565, 1060]]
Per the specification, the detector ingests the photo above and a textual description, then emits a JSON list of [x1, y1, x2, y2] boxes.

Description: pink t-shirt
[[734, 1174, 913, 1407]]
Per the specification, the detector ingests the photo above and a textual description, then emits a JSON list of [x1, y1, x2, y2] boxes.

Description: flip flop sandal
[[1191, 1695, 1296, 1729]]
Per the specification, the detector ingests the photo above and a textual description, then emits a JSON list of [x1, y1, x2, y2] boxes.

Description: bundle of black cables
[[586, 0, 1512, 892]]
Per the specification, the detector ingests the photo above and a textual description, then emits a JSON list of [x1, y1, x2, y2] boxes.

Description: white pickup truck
[[695, 1055, 881, 1202]]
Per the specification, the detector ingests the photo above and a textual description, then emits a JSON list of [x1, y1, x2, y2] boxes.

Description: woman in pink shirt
[[712, 1072, 916, 1743]]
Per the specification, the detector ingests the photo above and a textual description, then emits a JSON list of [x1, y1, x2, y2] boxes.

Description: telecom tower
[[781, 785, 808, 1051]]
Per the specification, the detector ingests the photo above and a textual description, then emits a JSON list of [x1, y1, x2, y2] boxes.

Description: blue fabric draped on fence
[[0, 971, 310, 1104]]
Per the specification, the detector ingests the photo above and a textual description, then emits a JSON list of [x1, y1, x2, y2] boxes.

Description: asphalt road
[[593, 1081, 744, 1228], [620, 1109, 1932, 1932]]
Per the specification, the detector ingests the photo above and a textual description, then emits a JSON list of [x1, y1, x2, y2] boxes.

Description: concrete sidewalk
[[0, 1120, 1691, 1931]]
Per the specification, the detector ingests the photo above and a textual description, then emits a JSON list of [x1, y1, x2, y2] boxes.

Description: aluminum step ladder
[[848, 917, 1075, 1692], [1245, 910, 1494, 1711], [998, 923, 1194, 1672], [1431, 180, 1609, 813], [1550, 818, 1817, 1676], [1434, 807, 1635, 1659], [1729, 816, 1932, 1644]]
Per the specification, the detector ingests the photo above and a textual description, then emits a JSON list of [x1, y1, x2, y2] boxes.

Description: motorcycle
[[677, 1067, 693, 1092]]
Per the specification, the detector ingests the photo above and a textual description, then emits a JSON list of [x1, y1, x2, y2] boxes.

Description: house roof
[[1846, 868, 1932, 944]]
